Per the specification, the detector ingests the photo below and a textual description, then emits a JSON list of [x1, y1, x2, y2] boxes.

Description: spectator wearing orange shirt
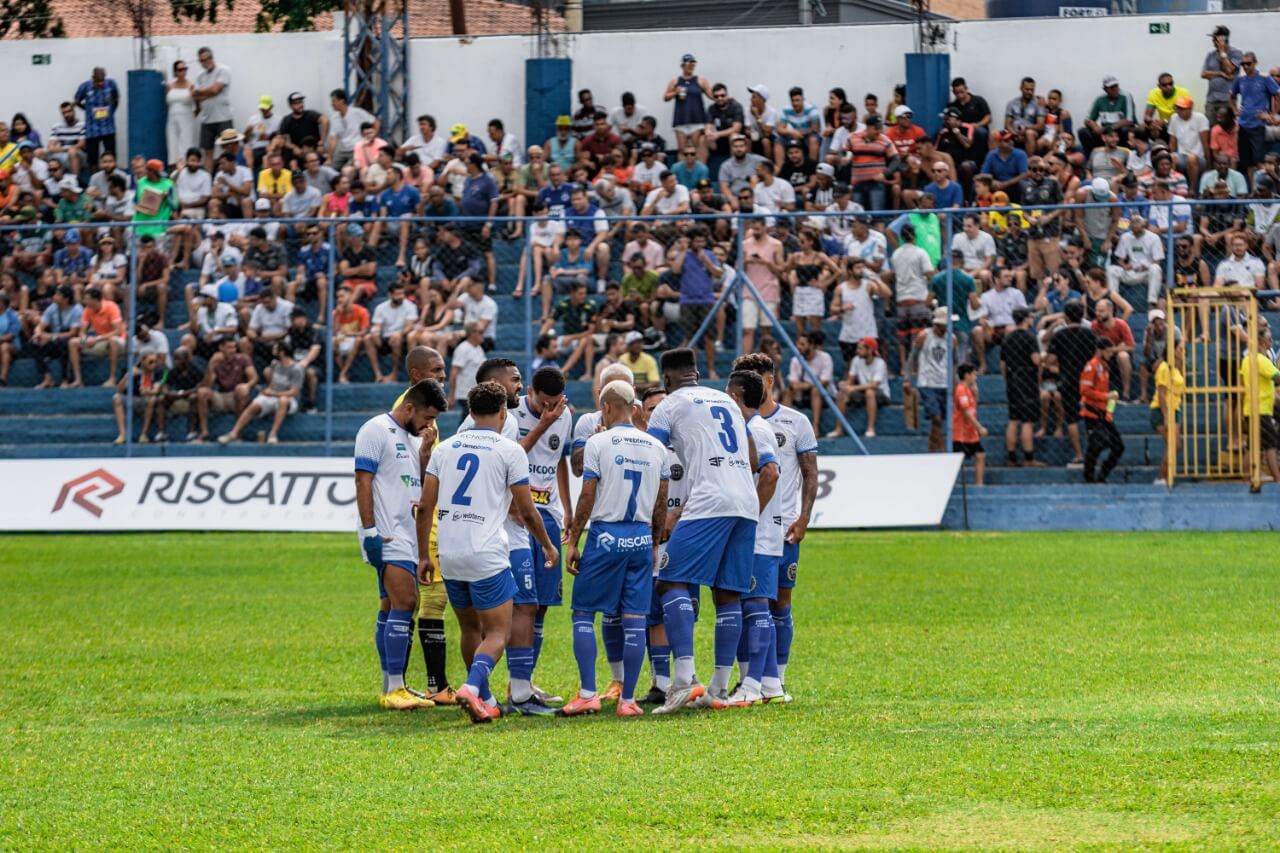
[[1090, 298, 1134, 400], [952, 363, 987, 485], [332, 285, 373, 383], [1080, 334, 1125, 483], [67, 285, 124, 387], [886, 106, 926, 160]]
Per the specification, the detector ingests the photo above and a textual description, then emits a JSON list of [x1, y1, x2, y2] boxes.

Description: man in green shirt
[[620, 252, 659, 329], [1083, 76, 1137, 152], [132, 158, 175, 240], [541, 280, 597, 376], [54, 178, 91, 224]]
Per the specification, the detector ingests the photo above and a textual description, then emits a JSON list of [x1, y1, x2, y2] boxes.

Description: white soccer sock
[[673, 656, 695, 686], [382, 672, 390, 693], [609, 660, 624, 682], [484, 696, 498, 708], [741, 676, 762, 696], [579, 688, 597, 699], [777, 662, 788, 682], [762, 675, 782, 693], [655, 674, 671, 691], [386, 673, 405, 692], [510, 678, 532, 704], [710, 665, 732, 694]]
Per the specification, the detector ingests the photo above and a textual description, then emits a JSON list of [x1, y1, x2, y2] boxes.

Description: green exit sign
[[31, 54, 51, 65], [1149, 22, 1170, 34]]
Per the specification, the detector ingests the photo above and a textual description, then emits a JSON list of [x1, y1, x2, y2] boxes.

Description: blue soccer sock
[[572, 612, 597, 697], [532, 611, 546, 668], [762, 620, 781, 693], [660, 587, 697, 686], [507, 646, 535, 704], [602, 614, 625, 682], [742, 598, 772, 688], [621, 616, 647, 702], [466, 652, 496, 699], [375, 610, 389, 693], [383, 609, 413, 692], [736, 614, 751, 676], [710, 602, 742, 694], [773, 605, 794, 681], [649, 642, 672, 691]]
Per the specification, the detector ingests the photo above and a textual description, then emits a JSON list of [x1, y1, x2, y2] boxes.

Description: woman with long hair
[[164, 59, 197, 171]]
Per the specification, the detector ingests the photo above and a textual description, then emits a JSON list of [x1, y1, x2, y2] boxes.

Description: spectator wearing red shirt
[[952, 363, 987, 485], [844, 115, 896, 211], [1090, 298, 1134, 400], [1079, 335, 1125, 483], [886, 106, 926, 159], [579, 113, 621, 170]]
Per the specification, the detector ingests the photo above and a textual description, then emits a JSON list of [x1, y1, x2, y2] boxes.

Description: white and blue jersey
[[459, 410, 526, 553], [514, 395, 573, 605], [571, 409, 601, 453], [354, 412, 423, 565], [425, 428, 529, 583], [573, 424, 669, 615], [763, 403, 817, 588], [746, 415, 783, 557], [646, 385, 757, 521], [647, 385, 757, 593]]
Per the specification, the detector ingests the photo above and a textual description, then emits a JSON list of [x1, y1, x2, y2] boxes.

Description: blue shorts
[[659, 515, 757, 594], [747, 553, 780, 601], [571, 522, 653, 616], [920, 387, 947, 422], [444, 570, 518, 612], [779, 540, 800, 590], [376, 559, 417, 599], [528, 509, 564, 606], [509, 548, 537, 605]]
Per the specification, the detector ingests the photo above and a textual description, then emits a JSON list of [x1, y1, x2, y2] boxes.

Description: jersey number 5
[[451, 453, 480, 506], [709, 405, 739, 453]]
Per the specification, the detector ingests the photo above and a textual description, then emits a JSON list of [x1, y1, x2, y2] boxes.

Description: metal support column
[[344, 1, 410, 146]]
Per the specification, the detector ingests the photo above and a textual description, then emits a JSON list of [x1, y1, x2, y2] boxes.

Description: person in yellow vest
[[1239, 325, 1280, 485], [394, 345, 457, 704], [1151, 339, 1185, 483]]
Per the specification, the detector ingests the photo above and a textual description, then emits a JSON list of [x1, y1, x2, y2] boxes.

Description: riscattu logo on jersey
[[597, 531, 616, 552]]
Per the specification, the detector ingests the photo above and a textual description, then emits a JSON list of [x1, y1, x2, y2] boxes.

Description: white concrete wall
[[3, 10, 1279, 153]]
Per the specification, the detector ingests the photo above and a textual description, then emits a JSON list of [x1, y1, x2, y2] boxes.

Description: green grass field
[[3, 531, 1280, 850]]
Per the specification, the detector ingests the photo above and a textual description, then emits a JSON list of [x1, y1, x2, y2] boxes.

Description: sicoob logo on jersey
[[549, 435, 561, 450]]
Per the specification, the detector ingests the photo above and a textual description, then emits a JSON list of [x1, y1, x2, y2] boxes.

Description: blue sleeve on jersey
[[572, 438, 588, 449], [511, 477, 529, 487], [757, 452, 778, 472], [354, 456, 379, 474], [796, 446, 818, 455], [582, 469, 600, 481], [648, 426, 671, 444]]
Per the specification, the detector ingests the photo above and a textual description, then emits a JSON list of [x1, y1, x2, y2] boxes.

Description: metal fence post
[[324, 223, 337, 455], [123, 224, 138, 457], [734, 216, 745, 361], [1163, 198, 1176, 303], [943, 210, 955, 452]]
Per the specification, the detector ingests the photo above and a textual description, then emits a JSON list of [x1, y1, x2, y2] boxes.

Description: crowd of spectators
[[0, 33, 1279, 477]]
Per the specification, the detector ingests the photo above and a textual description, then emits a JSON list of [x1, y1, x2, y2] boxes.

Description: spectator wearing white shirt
[[452, 279, 498, 349], [1167, 95, 1210, 189], [1107, 214, 1166, 307], [827, 104, 866, 167], [448, 321, 488, 410], [244, 290, 294, 363], [609, 92, 651, 144], [212, 151, 254, 218], [369, 282, 416, 383], [830, 337, 889, 438], [484, 119, 523, 167], [842, 215, 888, 274], [183, 286, 241, 359], [397, 114, 447, 170], [631, 146, 666, 195], [822, 184, 864, 242], [328, 88, 377, 172], [243, 95, 281, 165], [784, 330, 836, 433], [641, 170, 691, 216], [745, 84, 781, 162], [950, 214, 997, 285], [1214, 234, 1265, 289], [973, 268, 1028, 369], [752, 160, 796, 215]]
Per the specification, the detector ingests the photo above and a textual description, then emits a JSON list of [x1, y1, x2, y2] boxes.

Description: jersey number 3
[[709, 405, 739, 453], [451, 453, 480, 506]]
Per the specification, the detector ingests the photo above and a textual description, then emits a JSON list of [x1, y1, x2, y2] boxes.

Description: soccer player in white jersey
[[733, 352, 818, 701], [646, 348, 760, 713], [354, 379, 449, 711], [559, 381, 669, 718], [570, 361, 639, 703], [417, 381, 559, 724], [727, 369, 785, 705], [636, 387, 693, 704], [513, 365, 574, 705]]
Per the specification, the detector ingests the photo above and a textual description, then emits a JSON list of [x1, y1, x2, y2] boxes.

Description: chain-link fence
[[1, 199, 1276, 480]]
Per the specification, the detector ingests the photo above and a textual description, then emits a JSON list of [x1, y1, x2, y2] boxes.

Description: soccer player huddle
[[354, 345, 817, 724]]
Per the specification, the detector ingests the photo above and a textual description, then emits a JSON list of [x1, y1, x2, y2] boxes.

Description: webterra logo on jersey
[[52, 469, 125, 518]]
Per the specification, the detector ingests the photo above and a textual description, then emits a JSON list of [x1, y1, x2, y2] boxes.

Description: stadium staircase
[[1, 235, 1275, 530]]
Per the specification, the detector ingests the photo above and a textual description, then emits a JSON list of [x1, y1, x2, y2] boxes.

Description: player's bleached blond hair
[[599, 363, 634, 388], [600, 380, 636, 409]]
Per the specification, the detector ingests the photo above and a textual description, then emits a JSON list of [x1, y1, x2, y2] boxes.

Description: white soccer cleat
[[726, 686, 763, 707], [690, 688, 728, 710], [650, 682, 704, 715]]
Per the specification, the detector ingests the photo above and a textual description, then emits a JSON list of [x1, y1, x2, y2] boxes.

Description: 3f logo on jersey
[[709, 456, 724, 467]]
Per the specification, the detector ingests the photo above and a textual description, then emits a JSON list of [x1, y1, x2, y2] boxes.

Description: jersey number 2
[[451, 453, 480, 506], [709, 405, 739, 453]]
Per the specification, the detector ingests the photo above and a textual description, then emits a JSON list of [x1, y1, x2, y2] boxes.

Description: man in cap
[[1201, 25, 1243, 122], [545, 115, 577, 172], [664, 54, 714, 162], [1167, 95, 1210, 189], [745, 83, 780, 162], [1082, 76, 1136, 153], [279, 91, 328, 155], [132, 158, 175, 241], [244, 94, 280, 169]]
